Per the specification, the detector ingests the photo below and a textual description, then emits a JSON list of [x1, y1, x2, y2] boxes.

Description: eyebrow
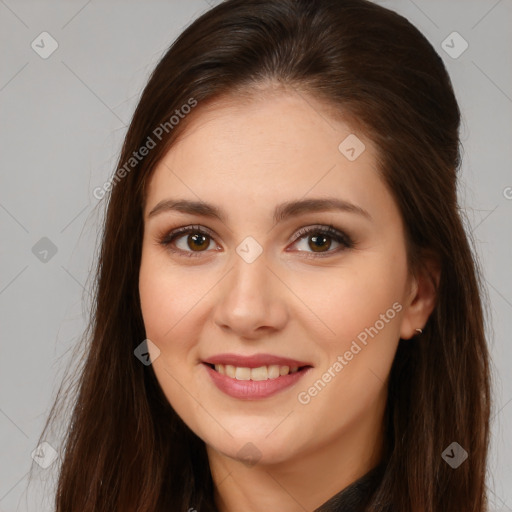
[[148, 197, 372, 223]]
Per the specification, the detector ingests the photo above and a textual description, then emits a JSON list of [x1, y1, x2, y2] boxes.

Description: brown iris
[[187, 233, 210, 251], [308, 234, 331, 252]]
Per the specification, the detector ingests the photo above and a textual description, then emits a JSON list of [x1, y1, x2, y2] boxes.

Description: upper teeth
[[214, 364, 300, 381]]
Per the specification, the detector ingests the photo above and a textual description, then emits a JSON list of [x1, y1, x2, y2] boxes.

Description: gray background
[[0, 0, 511, 510]]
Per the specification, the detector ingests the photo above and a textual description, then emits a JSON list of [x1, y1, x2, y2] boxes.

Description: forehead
[[144, 89, 389, 220]]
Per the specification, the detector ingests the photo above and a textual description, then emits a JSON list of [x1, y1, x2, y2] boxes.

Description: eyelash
[[158, 224, 355, 259]]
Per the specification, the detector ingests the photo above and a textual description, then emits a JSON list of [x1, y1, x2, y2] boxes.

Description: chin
[[202, 424, 302, 467]]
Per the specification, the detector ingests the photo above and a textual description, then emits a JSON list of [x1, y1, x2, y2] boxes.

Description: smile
[[201, 353, 313, 399], [211, 363, 301, 380]]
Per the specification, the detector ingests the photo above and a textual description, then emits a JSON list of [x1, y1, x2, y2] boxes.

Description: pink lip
[[202, 354, 313, 400], [203, 363, 312, 400], [203, 353, 311, 368]]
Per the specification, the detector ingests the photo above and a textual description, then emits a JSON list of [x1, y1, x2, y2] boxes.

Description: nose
[[213, 250, 289, 340]]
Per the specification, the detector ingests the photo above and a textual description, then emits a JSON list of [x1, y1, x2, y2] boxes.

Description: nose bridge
[[226, 247, 271, 313], [213, 243, 288, 336]]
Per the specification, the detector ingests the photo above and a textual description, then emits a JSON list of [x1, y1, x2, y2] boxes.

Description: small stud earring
[[415, 328, 423, 335]]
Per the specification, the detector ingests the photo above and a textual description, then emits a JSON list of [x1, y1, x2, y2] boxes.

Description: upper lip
[[203, 353, 312, 368]]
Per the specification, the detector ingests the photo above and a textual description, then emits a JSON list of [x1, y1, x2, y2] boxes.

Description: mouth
[[203, 362, 312, 381], [201, 354, 313, 399]]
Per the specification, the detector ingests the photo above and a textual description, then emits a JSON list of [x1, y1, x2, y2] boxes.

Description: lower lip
[[203, 363, 312, 400]]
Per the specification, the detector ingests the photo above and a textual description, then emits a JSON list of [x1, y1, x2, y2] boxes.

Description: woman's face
[[139, 89, 426, 468]]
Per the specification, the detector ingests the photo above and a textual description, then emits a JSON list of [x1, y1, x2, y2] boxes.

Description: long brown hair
[[37, 0, 491, 510]]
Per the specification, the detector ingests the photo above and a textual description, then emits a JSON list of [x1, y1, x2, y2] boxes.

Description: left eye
[[159, 224, 353, 257], [292, 232, 342, 253], [289, 225, 354, 255]]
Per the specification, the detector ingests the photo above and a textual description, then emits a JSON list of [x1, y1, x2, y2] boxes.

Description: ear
[[399, 252, 441, 340]]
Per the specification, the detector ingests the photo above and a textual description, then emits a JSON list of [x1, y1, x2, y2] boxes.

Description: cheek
[[139, 251, 202, 343], [289, 250, 407, 344], [139, 262, 175, 340], [138, 254, 204, 409], [296, 250, 406, 401], [138, 250, 219, 381]]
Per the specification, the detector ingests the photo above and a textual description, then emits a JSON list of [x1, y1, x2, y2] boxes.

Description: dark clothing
[[314, 463, 385, 512]]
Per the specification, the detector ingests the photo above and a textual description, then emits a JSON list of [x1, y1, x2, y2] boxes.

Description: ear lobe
[[399, 254, 441, 340]]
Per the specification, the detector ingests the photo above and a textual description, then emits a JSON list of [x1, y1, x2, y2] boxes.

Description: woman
[[39, 0, 491, 510]]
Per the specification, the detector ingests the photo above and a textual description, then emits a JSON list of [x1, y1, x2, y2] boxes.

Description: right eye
[[159, 225, 219, 257]]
